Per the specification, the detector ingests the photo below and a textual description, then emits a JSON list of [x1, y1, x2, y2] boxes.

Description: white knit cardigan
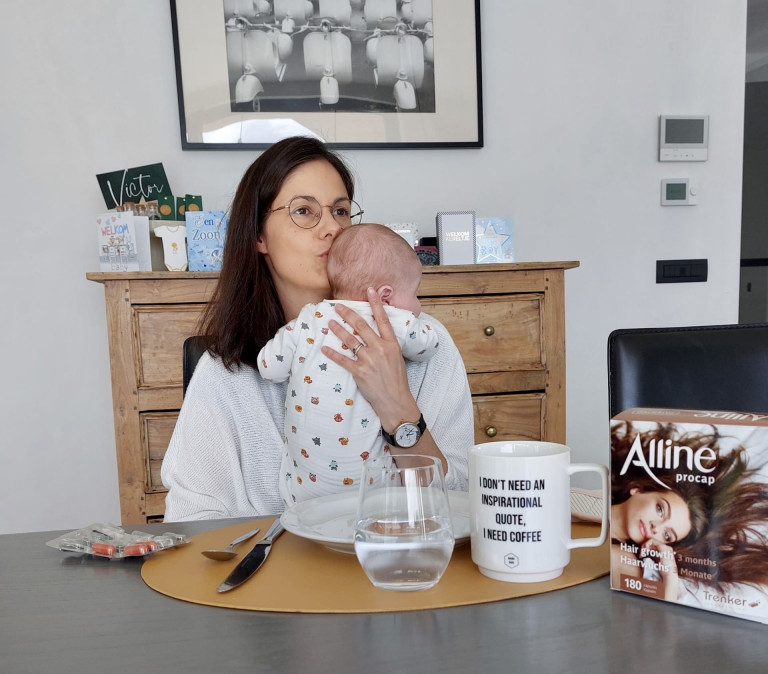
[[161, 316, 473, 521]]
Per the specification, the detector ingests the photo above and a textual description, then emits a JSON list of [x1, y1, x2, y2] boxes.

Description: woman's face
[[256, 159, 350, 313], [624, 488, 692, 546]]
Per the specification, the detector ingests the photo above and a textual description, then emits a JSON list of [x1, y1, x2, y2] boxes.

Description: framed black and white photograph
[[170, 0, 482, 149]]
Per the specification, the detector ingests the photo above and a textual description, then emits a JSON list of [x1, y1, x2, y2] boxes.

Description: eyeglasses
[[267, 196, 364, 229]]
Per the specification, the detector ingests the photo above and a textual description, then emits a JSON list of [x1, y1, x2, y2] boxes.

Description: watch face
[[394, 423, 420, 448]]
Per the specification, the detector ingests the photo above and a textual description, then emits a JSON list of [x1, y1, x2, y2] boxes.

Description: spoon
[[201, 527, 261, 561]]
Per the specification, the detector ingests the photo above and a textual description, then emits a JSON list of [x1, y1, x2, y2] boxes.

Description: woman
[[610, 422, 768, 600], [161, 136, 474, 521], [610, 483, 698, 600]]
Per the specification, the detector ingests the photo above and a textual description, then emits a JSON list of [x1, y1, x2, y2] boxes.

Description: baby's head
[[327, 223, 423, 315]]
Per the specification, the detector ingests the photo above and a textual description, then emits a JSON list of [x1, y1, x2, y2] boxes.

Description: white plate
[[280, 490, 471, 554]]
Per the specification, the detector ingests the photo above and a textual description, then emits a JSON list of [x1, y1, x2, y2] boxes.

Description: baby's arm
[[398, 314, 440, 362], [257, 319, 298, 382]]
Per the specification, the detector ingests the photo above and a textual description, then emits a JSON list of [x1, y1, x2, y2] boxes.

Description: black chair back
[[607, 323, 768, 417], [182, 335, 209, 396]]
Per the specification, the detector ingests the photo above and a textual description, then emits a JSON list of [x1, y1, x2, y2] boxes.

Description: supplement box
[[610, 407, 768, 623]]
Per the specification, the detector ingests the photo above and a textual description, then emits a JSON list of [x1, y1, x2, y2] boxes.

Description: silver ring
[[352, 342, 364, 357]]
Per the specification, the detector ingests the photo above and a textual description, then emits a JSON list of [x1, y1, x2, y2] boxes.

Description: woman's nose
[[318, 210, 343, 237]]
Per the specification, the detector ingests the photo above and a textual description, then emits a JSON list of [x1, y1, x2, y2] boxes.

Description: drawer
[[142, 412, 177, 492], [140, 396, 543, 496], [134, 305, 204, 388], [145, 493, 167, 522], [421, 295, 543, 374], [472, 393, 544, 442]]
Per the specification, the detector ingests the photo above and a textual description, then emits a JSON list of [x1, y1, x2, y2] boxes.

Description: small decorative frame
[[475, 217, 514, 264], [436, 211, 476, 265], [169, 0, 482, 149], [385, 222, 419, 248]]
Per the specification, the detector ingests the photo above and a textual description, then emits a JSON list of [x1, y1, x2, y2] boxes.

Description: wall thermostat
[[661, 178, 697, 205], [659, 115, 709, 161]]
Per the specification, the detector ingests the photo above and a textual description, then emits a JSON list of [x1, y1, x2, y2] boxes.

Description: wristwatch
[[381, 413, 427, 448]]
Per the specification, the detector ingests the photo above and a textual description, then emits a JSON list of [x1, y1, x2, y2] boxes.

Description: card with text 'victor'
[[96, 163, 172, 211]]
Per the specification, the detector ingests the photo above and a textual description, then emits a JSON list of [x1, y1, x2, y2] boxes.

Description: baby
[[257, 223, 439, 504]]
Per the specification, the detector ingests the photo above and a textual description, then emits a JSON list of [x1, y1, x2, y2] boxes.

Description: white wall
[[0, 1, 747, 534]]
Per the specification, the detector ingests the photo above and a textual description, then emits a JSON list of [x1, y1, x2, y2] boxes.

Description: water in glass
[[354, 455, 454, 591]]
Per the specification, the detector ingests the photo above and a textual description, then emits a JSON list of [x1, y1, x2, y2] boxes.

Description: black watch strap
[[382, 413, 427, 447]]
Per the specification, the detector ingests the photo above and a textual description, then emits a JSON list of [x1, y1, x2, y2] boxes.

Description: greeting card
[[96, 163, 172, 210], [186, 210, 227, 271], [133, 215, 152, 271], [154, 224, 188, 271], [436, 211, 476, 265], [475, 218, 514, 264], [96, 212, 140, 272]]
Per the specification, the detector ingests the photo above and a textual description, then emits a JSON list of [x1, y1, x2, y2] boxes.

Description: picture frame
[[385, 222, 419, 247], [475, 217, 514, 264], [436, 210, 476, 265], [169, 0, 483, 149]]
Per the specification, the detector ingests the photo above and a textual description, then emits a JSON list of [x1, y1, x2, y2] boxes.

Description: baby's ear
[[377, 285, 393, 305]]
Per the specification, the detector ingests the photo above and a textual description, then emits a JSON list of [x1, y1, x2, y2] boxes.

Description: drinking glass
[[354, 454, 454, 591]]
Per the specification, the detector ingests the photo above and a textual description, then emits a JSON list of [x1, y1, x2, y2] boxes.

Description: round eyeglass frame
[[267, 196, 364, 229]]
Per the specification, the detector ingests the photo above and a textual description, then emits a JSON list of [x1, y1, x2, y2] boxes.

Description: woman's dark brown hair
[[199, 136, 355, 370]]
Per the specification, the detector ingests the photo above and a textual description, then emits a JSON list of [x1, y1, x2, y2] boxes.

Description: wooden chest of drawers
[[88, 261, 578, 524]]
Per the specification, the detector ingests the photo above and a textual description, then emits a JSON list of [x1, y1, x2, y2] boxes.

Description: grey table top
[[2, 519, 766, 674]]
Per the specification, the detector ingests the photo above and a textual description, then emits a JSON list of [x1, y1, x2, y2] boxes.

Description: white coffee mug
[[469, 441, 609, 583]]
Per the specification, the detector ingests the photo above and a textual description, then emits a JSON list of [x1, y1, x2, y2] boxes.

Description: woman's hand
[[641, 540, 680, 600], [321, 288, 418, 430], [320, 288, 448, 474]]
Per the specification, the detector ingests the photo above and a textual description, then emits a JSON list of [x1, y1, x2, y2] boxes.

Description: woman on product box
[[611, 422, 768, 603]]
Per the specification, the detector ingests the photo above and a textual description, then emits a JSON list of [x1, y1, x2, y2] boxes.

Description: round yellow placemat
[[141, 518, 609, 613]]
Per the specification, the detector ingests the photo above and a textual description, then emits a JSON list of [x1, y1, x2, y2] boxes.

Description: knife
[[217, 518, 285, 593]]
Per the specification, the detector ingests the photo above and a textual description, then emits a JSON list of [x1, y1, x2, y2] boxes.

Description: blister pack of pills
[[46, 522, 189, 559]]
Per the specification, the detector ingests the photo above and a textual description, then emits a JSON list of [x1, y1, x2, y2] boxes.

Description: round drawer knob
[[484, 326, 495, 337], [485, 426, 497, 437]]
